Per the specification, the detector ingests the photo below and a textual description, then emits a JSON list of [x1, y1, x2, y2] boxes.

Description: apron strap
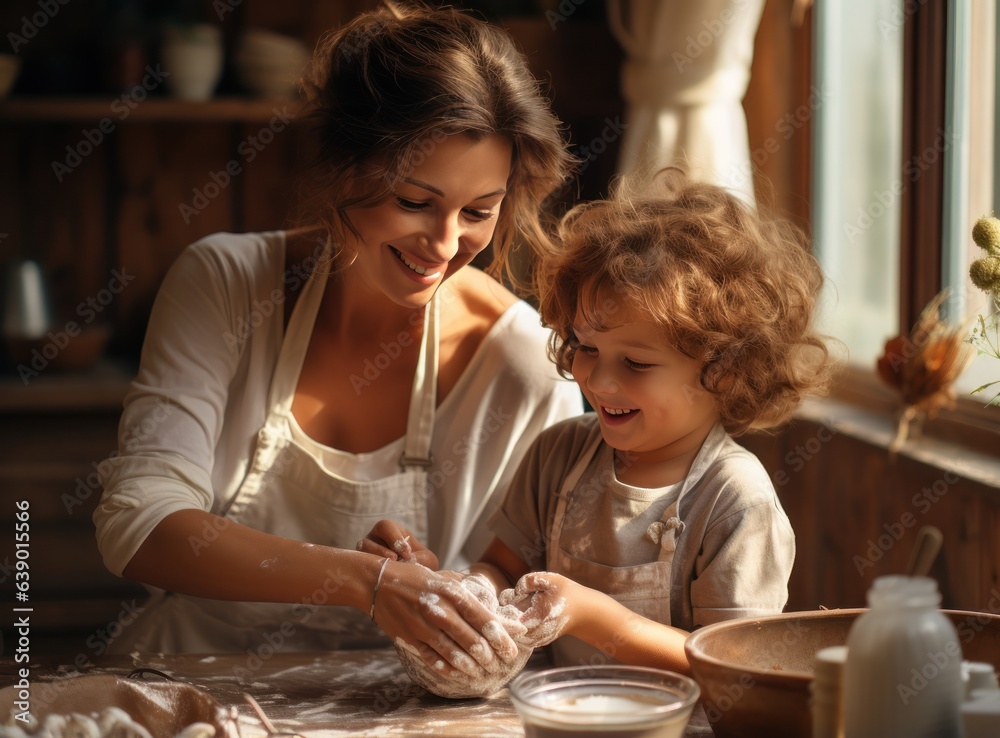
[[552, 427, 696, 561], [400, 293, 438, 470], [646, 507, 685, 556], [268, 237, 332, 415], [673, 422, 728, 507], [548, 429, 605, 557]]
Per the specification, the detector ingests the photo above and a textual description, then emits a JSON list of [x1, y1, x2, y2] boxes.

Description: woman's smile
[[389, 246, 445, 280]]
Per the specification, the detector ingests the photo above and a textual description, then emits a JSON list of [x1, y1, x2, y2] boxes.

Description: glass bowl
[[509, 665, 700, 737]]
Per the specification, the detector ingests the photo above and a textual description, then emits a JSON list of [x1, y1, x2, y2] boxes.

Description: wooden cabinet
[[0, 95, 314, 655], [0, 362, 147, 656]]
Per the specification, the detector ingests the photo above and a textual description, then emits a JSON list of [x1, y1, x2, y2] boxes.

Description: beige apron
[[116, 258, 438, 654], [548, 434, 686, 666]]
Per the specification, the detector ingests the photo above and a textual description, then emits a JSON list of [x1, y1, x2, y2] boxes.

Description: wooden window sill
[[799, 364, 1000, 490]]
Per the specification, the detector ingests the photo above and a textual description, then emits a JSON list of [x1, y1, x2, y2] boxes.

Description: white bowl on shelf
[[235, 29, 309, 99], [239, 29, 309, 61]]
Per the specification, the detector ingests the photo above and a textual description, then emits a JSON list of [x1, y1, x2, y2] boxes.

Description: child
[[364, 169, 831, 676]]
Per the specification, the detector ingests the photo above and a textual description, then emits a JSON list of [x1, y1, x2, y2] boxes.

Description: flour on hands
[[393, 571, 533, 699], [501, 572, 570, 649]]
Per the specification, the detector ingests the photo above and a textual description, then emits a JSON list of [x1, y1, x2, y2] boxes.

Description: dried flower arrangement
[[876, 290, 975, 454], [967, 215, 1000, 404]]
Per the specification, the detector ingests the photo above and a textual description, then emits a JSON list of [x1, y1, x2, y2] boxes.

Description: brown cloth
[[0, 674, 239, 737]]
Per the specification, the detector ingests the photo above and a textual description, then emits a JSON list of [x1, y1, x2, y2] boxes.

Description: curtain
[[608, 0, 765, 204]]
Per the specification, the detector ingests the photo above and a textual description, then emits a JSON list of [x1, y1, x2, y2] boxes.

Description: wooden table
[[1, 649, 714, 736]]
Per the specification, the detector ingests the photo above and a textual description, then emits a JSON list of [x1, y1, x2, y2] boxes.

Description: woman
[[94, 3, 582, 677]]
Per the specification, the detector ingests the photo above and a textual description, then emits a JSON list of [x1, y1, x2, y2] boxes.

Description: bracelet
[[369, 557, 391, 623]]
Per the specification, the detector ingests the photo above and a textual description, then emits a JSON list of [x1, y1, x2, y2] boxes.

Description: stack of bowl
[[234, 30, 310, 99]]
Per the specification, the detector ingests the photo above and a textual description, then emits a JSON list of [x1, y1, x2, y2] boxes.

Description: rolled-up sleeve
[[94, 239, 256, 576]]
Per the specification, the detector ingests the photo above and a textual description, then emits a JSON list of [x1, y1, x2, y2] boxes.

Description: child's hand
[[357, 520, 439, 569], [504, 572, 692, 674], [501, 571, 575, 648]]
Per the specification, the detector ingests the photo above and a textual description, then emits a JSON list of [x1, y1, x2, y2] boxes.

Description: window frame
[[899, 0, 947, 330]]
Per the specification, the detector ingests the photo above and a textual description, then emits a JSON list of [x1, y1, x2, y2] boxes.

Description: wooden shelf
[[0, 96, 304, 123], [0, 358, 134, 412]]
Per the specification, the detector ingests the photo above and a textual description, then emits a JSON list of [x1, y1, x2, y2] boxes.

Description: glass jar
[[842, 576, 963, 738]]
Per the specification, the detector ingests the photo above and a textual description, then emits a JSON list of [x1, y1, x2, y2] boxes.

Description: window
[[812, 0, 1000, 450], [812, 0, 903, 367]]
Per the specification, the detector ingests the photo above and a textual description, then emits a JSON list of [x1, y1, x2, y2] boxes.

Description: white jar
[[842, 576, 963, 738], [963, 661, 999, 698], [811, 645, 848, 738]]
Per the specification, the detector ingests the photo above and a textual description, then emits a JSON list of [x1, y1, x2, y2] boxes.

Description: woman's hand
[[357, 520, 438, 569], [372, 559, 520, 679], [500, 571, 577, 648]]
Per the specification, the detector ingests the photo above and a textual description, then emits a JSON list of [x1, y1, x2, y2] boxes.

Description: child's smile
[[570, 310, 720, 481], [599, 405, 639, 424]]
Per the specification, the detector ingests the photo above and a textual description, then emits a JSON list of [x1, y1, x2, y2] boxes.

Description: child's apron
[[546, 433, 692, 666], [116, 258, 438, 653]]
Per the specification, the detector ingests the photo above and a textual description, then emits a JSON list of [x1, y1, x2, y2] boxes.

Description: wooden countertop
[[1, 649, 714, 736]]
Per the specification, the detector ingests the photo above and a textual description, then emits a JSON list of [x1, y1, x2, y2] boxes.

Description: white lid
[[815, 646, 849, 664], [867, 575, 941, 608]]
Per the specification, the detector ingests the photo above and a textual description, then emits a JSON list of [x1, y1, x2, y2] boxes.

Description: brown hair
[[539, 169, 832, 436], [295, 2, 572, 292]]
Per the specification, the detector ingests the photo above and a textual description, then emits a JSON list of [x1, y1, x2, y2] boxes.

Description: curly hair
[[295, 2, 572, 295], [539, 169, 832, 436]]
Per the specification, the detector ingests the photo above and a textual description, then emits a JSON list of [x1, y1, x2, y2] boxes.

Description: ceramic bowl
[[238, 29, 308, 60], [509, 665, 700, 738], [684, 608, 1000, 738], [235, 30, 309, 99]]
